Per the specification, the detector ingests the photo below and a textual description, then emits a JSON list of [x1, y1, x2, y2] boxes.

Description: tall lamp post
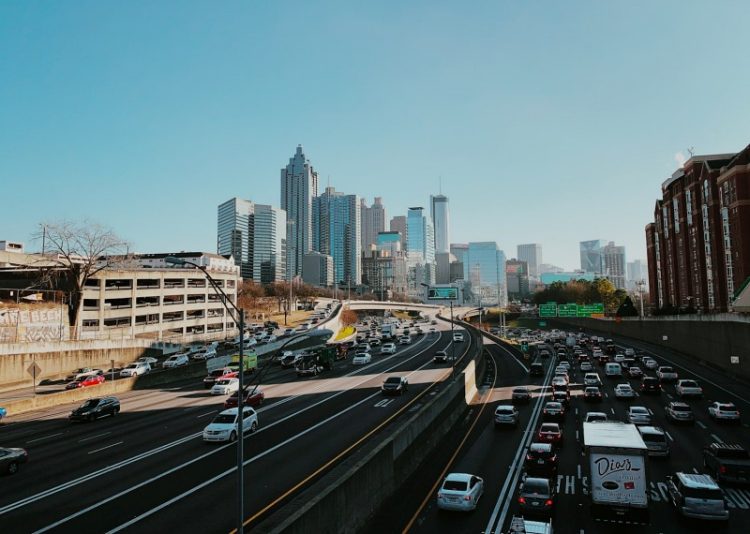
[[421, 282, 456, 378], [165, 256, 246, 534]]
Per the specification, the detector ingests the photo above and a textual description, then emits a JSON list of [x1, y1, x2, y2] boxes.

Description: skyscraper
[[390, 215, 407, 250], [627, 260, 649, 291], [580, 239, 607, 274], [360, 197, 386, 251], [517, 243, 543, 278], [406, 207, 435, 265], [280, 145, 318, 280], [312, 186, 361, 285], [253, 204, 286, 284], [466, 242, 507, 306], [217, 197, 254, 279], [602, 241, 627, 290], [430, 194, 450, 253]]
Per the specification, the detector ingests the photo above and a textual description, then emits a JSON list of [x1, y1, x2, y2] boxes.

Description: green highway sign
[[539, 321, 547, 327], [427, 287, 458, 300], [539, 302, 557, 318], [577, 303, 605, 317], [557, 303, 579, 317]]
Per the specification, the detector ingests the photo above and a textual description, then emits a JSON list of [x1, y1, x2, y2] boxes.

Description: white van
[[604, 362, 622, 378]]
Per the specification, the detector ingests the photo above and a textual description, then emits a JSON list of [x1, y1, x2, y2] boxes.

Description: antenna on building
[[687, 146, 695, 157]]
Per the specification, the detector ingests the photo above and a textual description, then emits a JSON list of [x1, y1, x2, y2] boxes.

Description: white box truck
[[583, 421, 650, 524]]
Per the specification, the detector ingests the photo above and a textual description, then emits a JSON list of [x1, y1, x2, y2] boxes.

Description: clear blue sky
[[2, 1, 748, 270]]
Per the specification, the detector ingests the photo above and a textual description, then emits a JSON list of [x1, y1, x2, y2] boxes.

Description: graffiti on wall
[[0, 307, 68, 342]]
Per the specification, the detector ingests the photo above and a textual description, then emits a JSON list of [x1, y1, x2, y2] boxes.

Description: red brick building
[[646, 144, 750, 313]]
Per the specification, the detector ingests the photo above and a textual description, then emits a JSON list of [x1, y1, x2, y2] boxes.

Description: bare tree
[[34, 221, 129, 337]]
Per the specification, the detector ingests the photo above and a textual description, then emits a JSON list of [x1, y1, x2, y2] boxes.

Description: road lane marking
[[665, 431, 674, 442], [88, 442, 123, 455], [26, 433, 64, 444], [197, 411, 216, 418], [710, 433, 723, 443], [696, 421, 707, 429], [577, 464, 582, 480], [611, 408, 616, 415], [666, 393, 673, 399], [693, 468, 700, 474], [78, 432, 111, 443]]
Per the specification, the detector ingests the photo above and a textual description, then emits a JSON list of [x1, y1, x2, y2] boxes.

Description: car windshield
[[661, 367, 674, 372], [631, 407, 648, 414], [642, 432, 666, 443], [215, 379, 232, 386], [683, 487, 723, 500], [213, 414, 236, 424], [682, 380, 698, 387], [385, 377, 401, 384], [546, 402, 562, 409], [540, 424, 558, 432], [513, 388, 528, 394], [672, 404, 691, 412], [643, 378, 657, 383], [719, 404, 737, 411], [125, 364, 137, 369], [80, 399, 100, 409], [443, 480, 468, 491], [523, 480, 549, 494]]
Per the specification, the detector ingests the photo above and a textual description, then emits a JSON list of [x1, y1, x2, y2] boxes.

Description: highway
[[370, 328, 750, 534], [0, 316, 475, 533]]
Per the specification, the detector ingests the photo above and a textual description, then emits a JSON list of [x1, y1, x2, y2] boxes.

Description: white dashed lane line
[[88, 442, 124, 455], [78, 432, 111, 443], [26, 433, 64, 445]]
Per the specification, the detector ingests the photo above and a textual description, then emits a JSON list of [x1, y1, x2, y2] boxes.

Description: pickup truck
[[702, 443, 750, 484]]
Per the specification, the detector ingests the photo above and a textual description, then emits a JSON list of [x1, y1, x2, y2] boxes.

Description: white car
[[453, 332, 464, 342], [352, 353, 372, 365], [627, 405, 652, 425], [584, 372, 602, 386], [192, 347, 218, 360], [708, 402, 740, 422], [551, 377, 568, 389], [381, 343, 397, 355], [580, 361, 593, 372], [584, 411, 608, 423], [162, 354, 189, 369], [628, 366, 643, 378], [657, 366, 678, 382], [675, 379, 703, 398], [120, 361, 150, 377], [614, 354, 625, 363], [558, 361, 571, 371], [624, 348, 635, 357], [211, 377, 240, 396], [202, 407, 258, 442], [265, 335, 277, 344], [398, 336, 411, 345], [643, 358, 659, 370], [137, 356, 158, 365], [614, 383, 636, 399], [436, 473, 484, 511]]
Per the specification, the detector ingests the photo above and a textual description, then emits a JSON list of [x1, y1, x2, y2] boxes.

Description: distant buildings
[[430, 194, 450, 253], [540, 271, 596, 285], [360, 197, 386, 252], [627, 260, 649, 291], [389, 215, 407, 251], [464, 242, 507, 306], [253, 204, 286, 284], [580, 239, 607, 274], [217, 197, 255, 280], [517, 244, 542, 278], [302, 251, 333, 288], [406, 207, 436, 294], [312, 186, 361, 286], [646, 144, 750, 312], [506, 259, 530, 299], [281, 145, 318, 280], [579, 239, 627, 289]]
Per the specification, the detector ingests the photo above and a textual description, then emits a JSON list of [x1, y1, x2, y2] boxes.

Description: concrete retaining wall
[[553, 317, 750, 381]]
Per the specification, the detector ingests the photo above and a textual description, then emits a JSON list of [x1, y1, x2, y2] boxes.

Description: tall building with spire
[[430, 194, 450, 253], [360, 197, 386, 251], [280, 145, 318, 280]]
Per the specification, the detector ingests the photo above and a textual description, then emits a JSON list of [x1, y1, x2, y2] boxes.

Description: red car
[[223, 387, 265, 409], [65, 374, 105, 390], [537, 423, 563, 444]]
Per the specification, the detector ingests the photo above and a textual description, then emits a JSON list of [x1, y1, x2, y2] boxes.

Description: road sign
[[539, 302, 557, 318], [427, 287, 458, 300], [557, 303, 578, 317], [539, 321, 547, 327], [27, 362, 41, 379], [731, 356, 740, 364], [577, 303, 604, 317]]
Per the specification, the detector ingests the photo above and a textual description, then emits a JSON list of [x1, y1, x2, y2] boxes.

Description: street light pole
[[165, 257, 245, 534]]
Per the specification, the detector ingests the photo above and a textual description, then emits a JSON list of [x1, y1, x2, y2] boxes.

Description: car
[[381, 376, 409, 395], [65, 367, 101, 381], [202, 407, 258, 443], [429, 327, 436, 333], [667, 473, 729, 521], [283, 328, 295, 336], [557, 360, 571, 371], [265, 335, 277, 344], [614, 354, 625, 363], [537, 422, 563, 444], [584, 411, 608, 423], [605, 362, 623, 378], [223, 387, 265, 408], [0, 447, 28, 475], [512, 387, 532, 404], [665, 401, 695, 424], [676, 379, 703, 398], [657, 366, 678, 382], [211, 377, 240, 396], [119, 361, 150, 377], [381, 343, 397, 355], [518, 477, 556, 517], [65, 374, 105, 390], [643, 357, 659, 370], [162, 353, 190, 369], [530, 363, 544, 376], [524, 443, 558, 476], [495, 405, 520, 427], [638, 426, 670, 457], [553, 371, 569, 385], [614, 383, 636, 399], [583, 386, 603, 402], [580, 361, 593, 372], [551, 377, 568, 390], [398, 336, 411, 345], [584, 373, 602, 386], [542, 401, 565, 421], [628, 366, 643, 378], [280, 353, 303, 368], [137, 356, 159, 365], [358, 343, 372, 353], [627, 405, 652, 425], [434, 350, 448, 363], [702, 443, 750, 484], [352, 353, 372, 365], [192, 346, 219, 360], [436, 473, 484, 511], [552, 389, 570, 407], [624, 348, 636, 357], [368, 338, 381, 347], [640, 376, 662, 394], [453, 332, 464, 342], [69, 397, 120, 422], [203, 367, 237, 388], [708, 402, 741, 423]]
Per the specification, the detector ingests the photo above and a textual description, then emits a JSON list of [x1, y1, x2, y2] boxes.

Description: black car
[[640, 376, 662, 395], [524, 443, 558, 476], [512, 387, 532, 404], [551, 390, 570, 407], [381, 376, 408, 395], [583, 386, 603, 403], [530, 363, 544, 376], [69, 397, 120, 422], [0, 447, 28, 475], [518, 476, 556, 516], [264, 321, 279, 329]]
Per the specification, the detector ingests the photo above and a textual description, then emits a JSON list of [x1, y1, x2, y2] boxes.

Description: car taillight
[[545, 499, 553, 506], [720, 466, 727, 474], [518, 497, 526, 504], [437, 493, 444, 499], [464, 494, 473, 501]]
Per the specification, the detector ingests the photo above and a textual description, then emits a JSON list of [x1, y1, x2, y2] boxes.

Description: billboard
[[427, 287, 458, 300]]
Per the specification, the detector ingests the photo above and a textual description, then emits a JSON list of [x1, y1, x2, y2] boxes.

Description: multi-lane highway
[[369, 329, 750, 534], [0, 316, 475, 533]]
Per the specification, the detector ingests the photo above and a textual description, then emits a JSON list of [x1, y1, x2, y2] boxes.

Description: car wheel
[[250, 421, 258, 433], [8, 461, 19, 475], [113, 408, 119, 416], [229, 431, 237, 442]]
